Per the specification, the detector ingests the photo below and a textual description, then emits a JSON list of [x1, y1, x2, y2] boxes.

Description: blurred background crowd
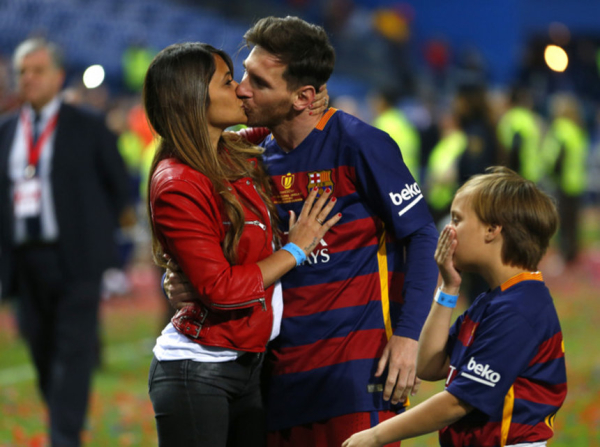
[[1, 0, 600, 283]]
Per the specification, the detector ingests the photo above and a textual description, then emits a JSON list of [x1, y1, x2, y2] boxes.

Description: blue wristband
[[434, 288, 459, 308], [281, 242, 306, 267]]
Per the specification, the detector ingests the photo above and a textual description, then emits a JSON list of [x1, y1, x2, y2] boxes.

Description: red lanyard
[[21, 110, 59, 176]]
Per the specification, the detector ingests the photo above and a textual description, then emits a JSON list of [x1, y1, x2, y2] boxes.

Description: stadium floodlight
[[83, 64, 105, 89], [544, 45, 568, 72]]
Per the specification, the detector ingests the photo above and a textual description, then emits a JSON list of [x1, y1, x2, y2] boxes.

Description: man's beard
[[245, 98, 293, 129]]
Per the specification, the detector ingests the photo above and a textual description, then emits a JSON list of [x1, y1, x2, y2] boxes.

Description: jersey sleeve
[[351, 128, 433, 239], [393, 222, 438, 339], [350, 126, 438, 339], [446, 308, 539, 416]]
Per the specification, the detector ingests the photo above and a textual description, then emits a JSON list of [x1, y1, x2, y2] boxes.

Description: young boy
[[343, 166, 567, 447]]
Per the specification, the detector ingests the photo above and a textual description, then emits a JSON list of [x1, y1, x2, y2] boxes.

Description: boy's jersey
[[260, 109, 437, 430], [442, 272, 567, 447]]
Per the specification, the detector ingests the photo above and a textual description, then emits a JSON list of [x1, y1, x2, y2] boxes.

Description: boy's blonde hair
[[456, 166, 559, 271]]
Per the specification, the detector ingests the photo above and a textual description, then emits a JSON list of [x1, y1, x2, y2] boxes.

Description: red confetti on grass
[[581, 398, 600, 429], [12, 426, 27, 444], [28, 433, 46, 447]]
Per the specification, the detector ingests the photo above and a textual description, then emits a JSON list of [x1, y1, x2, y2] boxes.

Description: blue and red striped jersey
[[442, 272, 567, 446], [260, 109, 438, 430]]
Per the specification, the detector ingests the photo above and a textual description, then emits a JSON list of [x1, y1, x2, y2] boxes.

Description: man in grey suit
[[0, 38, 131, 447]]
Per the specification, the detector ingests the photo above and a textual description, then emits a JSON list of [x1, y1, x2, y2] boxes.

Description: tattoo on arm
[[304, 238, 319, 253]]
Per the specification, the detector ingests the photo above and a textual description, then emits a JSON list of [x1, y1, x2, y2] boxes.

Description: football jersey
[[442, 272, 567, 447], [260, 109, 438, 430]]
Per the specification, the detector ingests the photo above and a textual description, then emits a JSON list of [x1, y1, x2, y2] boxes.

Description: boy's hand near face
[[435, 225, 461, 294]]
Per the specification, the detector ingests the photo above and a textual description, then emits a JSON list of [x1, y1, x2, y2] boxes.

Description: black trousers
[[557, 192, 580, 263], [148, 353, 266, 447], [14, 244, 101, 447]]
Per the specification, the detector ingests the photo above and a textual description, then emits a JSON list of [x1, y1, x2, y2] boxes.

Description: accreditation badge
[[14, 178, 42, 218]]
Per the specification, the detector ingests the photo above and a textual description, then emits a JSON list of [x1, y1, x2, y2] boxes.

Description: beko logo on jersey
[[461, 357, 501, 387], [389, 183, 424, 216]]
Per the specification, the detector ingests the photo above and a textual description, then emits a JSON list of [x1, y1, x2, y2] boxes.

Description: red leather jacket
[[150, 157, 275, 352]]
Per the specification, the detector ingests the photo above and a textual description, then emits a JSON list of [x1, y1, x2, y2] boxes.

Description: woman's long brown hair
[[143, 42, 278, 268]]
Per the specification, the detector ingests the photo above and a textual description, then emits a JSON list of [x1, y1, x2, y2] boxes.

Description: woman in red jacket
[[143, 42, 339, 447]]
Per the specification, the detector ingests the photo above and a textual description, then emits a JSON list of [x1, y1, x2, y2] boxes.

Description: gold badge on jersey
[[273, 172, 303, 204], [307, 170, 334, 195], [281, 173, 295, 190]]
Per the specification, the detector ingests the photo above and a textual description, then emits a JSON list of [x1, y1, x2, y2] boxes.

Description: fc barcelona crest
[[281, 173, 295, 190], [307, 170, 334, 195]]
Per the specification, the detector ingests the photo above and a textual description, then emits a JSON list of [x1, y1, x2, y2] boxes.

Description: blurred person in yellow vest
[[140, 137, 158, 203], [116, 103, 154, 201], [542, 92, 589, 263], [371, 86, 421, 181], [118, 129, 144, 179], [497, 85, 544, 182], [122, 42, 156, 93], [454, 81, 500, 184], [426, 82, 498, 305], [426, 81, 499, 227], [425, 111, 467, 225]]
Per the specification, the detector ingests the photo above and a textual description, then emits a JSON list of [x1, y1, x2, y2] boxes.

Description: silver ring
[[316, 217, 324, 225]]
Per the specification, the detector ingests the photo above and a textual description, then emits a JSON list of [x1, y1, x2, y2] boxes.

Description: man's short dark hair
[[244, 16, 335, 91]]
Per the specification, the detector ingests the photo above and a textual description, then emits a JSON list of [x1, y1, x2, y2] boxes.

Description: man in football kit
[[166, 16, 439, 447], [343, 167, 567, 447]]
